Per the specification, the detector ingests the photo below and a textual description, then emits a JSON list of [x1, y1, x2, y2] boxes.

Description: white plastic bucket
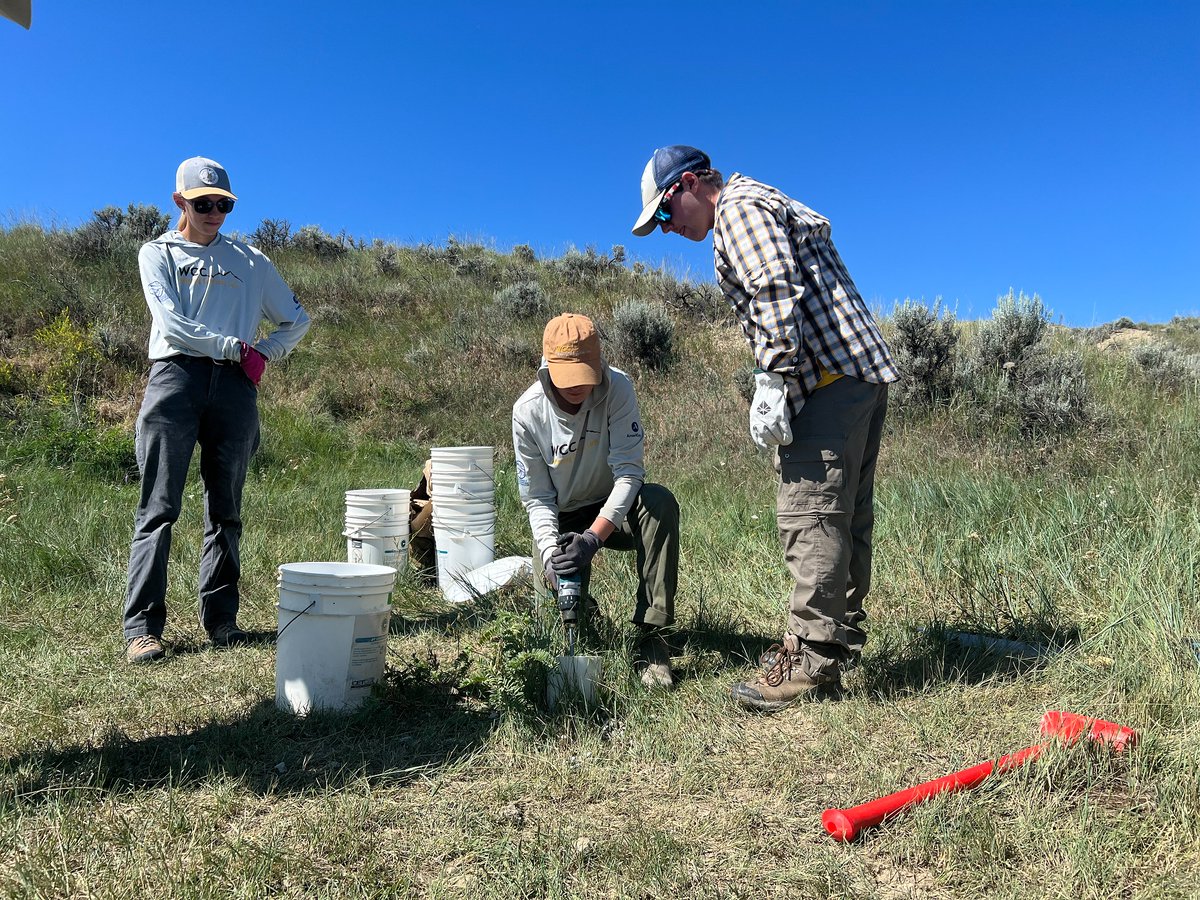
[[345, 488, 410, 524], [279, 561, 396, 589], [346, 530, 409, 568], [432, 483, 495, 503], [434, 522, 496, 603], [430, 448, 494, 483], [465, 556, 532, 594], [275, 562, 396, 715], [433, 500, 494, 520]]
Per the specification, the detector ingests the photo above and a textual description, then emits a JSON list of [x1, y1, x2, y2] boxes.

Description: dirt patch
[[1096, 328, 1156, 352]]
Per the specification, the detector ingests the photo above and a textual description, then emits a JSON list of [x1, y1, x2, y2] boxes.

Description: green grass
[[1, 220, 1199, 898]]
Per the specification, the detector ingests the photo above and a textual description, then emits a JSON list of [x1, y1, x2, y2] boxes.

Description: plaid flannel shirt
[[713, 174, 898, 415]]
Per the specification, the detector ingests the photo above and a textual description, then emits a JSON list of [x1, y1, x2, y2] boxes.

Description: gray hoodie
[[137, 230, 311, 362], [512, 362, 645, 565]]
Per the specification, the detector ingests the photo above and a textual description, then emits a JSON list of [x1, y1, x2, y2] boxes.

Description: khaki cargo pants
[[777, 376, 889, 679], [533, 483, 679, 629]]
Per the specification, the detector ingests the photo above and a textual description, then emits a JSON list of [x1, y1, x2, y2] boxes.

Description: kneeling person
[[513, 313, 679, 689]]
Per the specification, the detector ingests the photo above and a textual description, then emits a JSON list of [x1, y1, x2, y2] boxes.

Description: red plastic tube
[[822, 711, 1138, 842]]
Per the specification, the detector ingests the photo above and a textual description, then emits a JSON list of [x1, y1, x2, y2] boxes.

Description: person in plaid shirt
[[632, 145, 899, 711]]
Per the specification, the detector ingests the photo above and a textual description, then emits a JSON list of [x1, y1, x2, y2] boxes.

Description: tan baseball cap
[[543, 314, 602, 388], [176, 157, 237, 200]]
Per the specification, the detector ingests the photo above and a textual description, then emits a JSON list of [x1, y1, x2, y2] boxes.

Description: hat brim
[[179, 187, 238, 201], [632, 188, 667, 237], [548, 361, 602, 389]]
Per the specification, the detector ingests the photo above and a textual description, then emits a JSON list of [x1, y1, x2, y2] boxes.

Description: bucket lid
[[279, 561, 397, 588]]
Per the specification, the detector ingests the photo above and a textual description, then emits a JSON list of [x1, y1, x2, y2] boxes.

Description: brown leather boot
[[731, 636, 840, 712]]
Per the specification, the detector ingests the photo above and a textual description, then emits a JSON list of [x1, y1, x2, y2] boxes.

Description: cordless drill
[[557, 575, 582, 656]]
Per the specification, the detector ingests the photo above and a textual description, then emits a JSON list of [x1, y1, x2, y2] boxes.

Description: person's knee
[[639, 483, 680, 526]]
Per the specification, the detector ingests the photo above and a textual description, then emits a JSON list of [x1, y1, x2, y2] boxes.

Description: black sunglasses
[[652, 180, 682, 224], [188, 197, 235, 214]]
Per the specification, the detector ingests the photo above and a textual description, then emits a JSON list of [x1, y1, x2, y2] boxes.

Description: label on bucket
[[346, 611, 390, 698]]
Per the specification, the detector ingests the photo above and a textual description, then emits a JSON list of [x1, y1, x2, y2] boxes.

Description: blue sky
[[2, 1, 1196, 326]]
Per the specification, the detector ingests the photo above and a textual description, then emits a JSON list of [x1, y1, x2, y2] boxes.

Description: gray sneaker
[[209, 622, 249, 648], [634, 632, 675, 690], [126, 634, 165, 664]]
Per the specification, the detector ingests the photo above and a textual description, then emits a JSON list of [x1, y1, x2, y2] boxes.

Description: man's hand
[[749, 370, 792, 451], [549, 530, 603, 577], [240, 342, 267, 387]]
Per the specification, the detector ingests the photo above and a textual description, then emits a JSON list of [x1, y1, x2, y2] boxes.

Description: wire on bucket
[[277, 598, 318, 640]]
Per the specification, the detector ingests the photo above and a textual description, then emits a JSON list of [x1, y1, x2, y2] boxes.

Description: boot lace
[[761, 643, 797, 687]]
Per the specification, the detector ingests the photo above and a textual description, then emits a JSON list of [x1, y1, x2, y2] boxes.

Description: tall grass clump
[[610, 299, 677, 372]]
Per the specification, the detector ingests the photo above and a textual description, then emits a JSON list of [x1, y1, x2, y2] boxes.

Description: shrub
[[553, 246, 618, 285], [32, 309, 102, 406], [961, 293, 1092, 436], [889, 299, 960, 407], [511, 243, 536, 265], [493, 281, 550, 320], [251, 218, 291, 252], [1131, 344, 1200, 389], [611, 300, 676, 371], [1010, 349, 1091, 433], [971, 290, 1048, 370], [290, 225, 348, 258], [59, 204, 171, 261]]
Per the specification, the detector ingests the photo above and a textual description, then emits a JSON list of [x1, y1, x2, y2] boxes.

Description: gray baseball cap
[[175, 157, 237, 200], [632, 145, 710, 237]]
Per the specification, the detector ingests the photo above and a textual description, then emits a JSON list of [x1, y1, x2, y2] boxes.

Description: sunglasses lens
[[653, 207, 671, 223], [190, 198, 234, 214]]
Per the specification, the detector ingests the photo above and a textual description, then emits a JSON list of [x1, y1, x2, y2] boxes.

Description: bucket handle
[[433, 461, 497, 492], [277, 597, 318, 640], [344, 505, 401, 531]]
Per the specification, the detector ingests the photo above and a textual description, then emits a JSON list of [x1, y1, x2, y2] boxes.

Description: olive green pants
[[777, 377, 889, 679], [533, 483, 678, 628]]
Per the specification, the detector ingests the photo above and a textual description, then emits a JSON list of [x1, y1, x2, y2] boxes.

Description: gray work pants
[[776, 376, 888, 679], [534, 483, 679, 629], [123, 356, 260, 640]]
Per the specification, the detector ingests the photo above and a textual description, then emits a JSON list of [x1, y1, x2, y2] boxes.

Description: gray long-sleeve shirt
[[137, 230, 311, 362], [512, 363, 645, 565]]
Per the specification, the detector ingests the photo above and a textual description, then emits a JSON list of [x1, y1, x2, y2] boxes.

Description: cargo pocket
[[777, 438, 846, 514]]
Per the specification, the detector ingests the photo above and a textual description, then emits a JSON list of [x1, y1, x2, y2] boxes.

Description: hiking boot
[[209, 621, 249, 648], [634, 630, 674, 690], [731, 643, 840, 712], [126, 634, 165, 664]]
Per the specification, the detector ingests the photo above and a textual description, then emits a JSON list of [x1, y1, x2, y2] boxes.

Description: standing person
[[631, 146, 898, 711], [513, 313, 680, 689], [123, 157, 311, 664]]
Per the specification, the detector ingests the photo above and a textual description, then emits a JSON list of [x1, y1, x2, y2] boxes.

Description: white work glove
[[749, 370, 792, 452]]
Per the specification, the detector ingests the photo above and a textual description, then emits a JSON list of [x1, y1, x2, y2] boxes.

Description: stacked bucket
[[430, 445, 496, 602], [344, 488, 410, 570]]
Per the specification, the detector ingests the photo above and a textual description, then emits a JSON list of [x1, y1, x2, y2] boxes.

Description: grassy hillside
[[1, 211, 1198, 898]]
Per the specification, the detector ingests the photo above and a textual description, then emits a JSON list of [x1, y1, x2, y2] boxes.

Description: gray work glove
[[749, 370, 792, 451], [549, 529, 603, 577]]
